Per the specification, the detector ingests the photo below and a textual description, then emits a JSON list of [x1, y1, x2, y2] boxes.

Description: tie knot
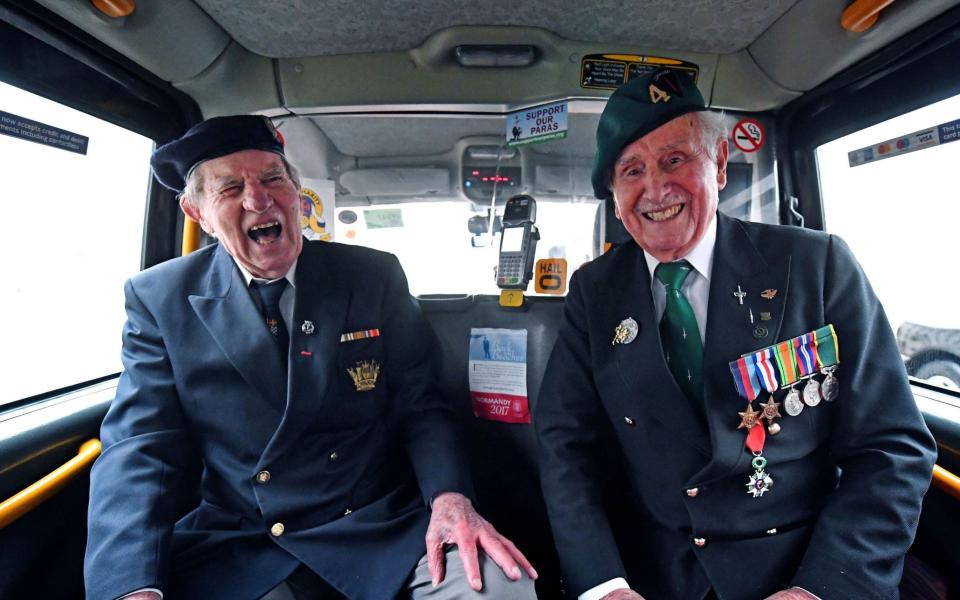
[[655, 260, 694, 290], [252, 279, 287, 313]]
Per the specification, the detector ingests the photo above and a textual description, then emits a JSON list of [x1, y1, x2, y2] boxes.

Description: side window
[[1, 81, 154, 406], [816, 93, 960, 395]]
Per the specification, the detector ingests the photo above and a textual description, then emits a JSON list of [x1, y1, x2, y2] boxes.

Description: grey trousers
[[261, 546, 537, 599]]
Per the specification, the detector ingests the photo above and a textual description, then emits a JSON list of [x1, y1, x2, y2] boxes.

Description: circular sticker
[[339, 210, 358, 225], [732, 118, 764, 153]]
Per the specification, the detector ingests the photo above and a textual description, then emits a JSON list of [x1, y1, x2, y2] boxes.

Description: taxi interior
[[2, 0, 960, 597]]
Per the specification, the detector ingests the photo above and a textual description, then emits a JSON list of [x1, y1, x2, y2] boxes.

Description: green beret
[[150, 115, 285, 192], [591, 69, 705, 200]]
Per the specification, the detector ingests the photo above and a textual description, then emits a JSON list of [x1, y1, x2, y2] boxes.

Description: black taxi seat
[[419, 294, 565, 598]]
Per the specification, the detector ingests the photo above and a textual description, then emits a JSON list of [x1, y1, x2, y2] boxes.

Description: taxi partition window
[[816, 92, 960, 396], [328, 107, 779, 297], [0, 80, 153, 406]]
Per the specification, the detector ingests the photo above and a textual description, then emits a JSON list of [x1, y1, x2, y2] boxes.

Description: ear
[[179, 195, 214, 235], [715, 139, 729, 190], [611, 194, 623, 220]]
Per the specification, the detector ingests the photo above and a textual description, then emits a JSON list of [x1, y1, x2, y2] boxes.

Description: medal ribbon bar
[[340, 328, 382, 342]]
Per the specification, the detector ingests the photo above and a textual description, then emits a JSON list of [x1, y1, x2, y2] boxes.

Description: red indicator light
[[472, 170, 480, 176], [482, 177, 489, 182]]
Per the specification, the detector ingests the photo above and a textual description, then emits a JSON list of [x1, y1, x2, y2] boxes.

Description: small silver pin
[[749, 308, 755, 324], [733, 285, 746, 305], [301, 320, 315, 335], [682, 328, 688, 340]]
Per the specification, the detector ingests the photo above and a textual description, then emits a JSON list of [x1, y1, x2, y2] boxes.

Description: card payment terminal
[[497, 194, 539, 290]]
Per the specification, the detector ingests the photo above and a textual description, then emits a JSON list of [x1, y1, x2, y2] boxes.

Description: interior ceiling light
[[91, 0, 135, 19], [841, 0, 896, 33], [468, 146, 518, 160], [455, 45, 537, 67]]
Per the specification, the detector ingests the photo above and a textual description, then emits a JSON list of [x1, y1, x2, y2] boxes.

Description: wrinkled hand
[[600, 589, 645, 600], [766, 588, 819, 600], [426, 492, 538, 591], [121, 593, 161, 600]]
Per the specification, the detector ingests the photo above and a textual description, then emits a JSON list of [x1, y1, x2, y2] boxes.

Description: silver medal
[[803, 378, 821, 407], [784, 387, 804, 416], [821, 367, 839, 402]]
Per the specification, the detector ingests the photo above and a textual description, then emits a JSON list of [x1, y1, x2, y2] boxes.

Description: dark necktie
[[655, 260, 703, 404], [251, 279, 289, 368]]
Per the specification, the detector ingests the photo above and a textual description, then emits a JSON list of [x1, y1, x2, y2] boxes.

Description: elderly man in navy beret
[[535, 70, 936, 600], [84, 116, 537, 600]]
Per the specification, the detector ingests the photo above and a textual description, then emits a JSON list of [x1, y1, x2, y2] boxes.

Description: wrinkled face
[[180, 149, 302, 279], [610, 115, 728, 263]]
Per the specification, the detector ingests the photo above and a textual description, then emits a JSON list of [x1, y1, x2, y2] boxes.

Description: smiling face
[[610, 114, 728, 263], [179, 149, 302, 279]]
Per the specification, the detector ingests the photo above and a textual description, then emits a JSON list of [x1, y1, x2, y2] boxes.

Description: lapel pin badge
[[301, 320, 315, 335], [760, 312, 772, 321], [760, 289, 778, 300], [612, 317, 639, 345], [733, 285, 746, 305]]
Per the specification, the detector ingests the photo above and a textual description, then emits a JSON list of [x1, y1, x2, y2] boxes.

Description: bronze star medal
[[737, 403, 760, 430], [759, 397, 782, 435]]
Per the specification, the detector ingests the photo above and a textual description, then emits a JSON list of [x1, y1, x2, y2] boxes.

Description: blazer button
[[270, 522, 285, 537], [329, 451, 339, 462], [623, 416, 636, 426], [693, 537, 706, 547], [256, 470, 271, 484], [686, 487, 698, 498]]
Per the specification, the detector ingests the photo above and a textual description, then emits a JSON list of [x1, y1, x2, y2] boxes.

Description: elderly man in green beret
[[535, 70, 935, 600]]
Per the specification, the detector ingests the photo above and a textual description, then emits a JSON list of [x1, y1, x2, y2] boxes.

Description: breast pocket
[[333, 336, 388, 424]]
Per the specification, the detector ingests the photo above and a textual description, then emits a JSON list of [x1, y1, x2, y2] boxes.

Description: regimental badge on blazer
[[347, 360, 380, 391]]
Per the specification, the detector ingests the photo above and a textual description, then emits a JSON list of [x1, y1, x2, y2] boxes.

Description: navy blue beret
[[150, 115, 285, 192], [591, 69, 705, 200]]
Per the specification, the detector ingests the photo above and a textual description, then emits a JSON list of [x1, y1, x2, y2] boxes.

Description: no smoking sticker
[[732, 118, 764, 153]]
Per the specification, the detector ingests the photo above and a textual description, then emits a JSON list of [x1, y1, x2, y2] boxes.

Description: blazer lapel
[[189, 245, 287, 414], [695, 213, 791, 484], [260, 242, 350, 463], [611, 245, 711, 456]]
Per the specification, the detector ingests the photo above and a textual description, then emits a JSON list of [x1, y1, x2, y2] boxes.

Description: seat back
[[419, 294, 565, 597]]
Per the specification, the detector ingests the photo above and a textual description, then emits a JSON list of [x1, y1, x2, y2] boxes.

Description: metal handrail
[[182, 218, 201, 256], [932, 464, 960, 502], [0, 439, 101, 529]]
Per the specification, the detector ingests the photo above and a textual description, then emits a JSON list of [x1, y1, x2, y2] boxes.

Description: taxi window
[[329, 107, 779, 297], [0, 80, 153, 406], [816, 92, 960, 395]]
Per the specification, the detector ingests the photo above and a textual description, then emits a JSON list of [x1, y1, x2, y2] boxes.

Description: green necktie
[[655, 260, 703, 404]]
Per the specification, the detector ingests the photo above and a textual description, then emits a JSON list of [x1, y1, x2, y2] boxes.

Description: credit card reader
[[497, 194, 539, 290]]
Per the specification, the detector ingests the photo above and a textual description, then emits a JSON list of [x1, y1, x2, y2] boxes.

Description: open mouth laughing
[[248, 220, 282, 244], [643, 204, 684, 222]]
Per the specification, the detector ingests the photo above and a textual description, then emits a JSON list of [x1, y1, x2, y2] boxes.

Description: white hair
[[180, 154, 301, 205]]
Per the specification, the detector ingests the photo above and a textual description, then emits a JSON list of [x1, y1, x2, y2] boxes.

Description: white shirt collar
[[233, 256, 298, 288], [642, 212, 717, 283]]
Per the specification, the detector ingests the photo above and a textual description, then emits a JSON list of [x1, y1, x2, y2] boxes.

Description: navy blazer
[[85, 241, 473, 600], [535, 213, 936, 600]]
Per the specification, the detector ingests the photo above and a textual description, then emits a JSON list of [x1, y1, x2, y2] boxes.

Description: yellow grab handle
[[0, 439, 101, 529], [182, 218, 201, 256], [932, 464, 960, 502]]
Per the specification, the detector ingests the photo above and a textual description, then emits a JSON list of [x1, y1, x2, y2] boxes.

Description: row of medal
[[727, 324, 841, 498]]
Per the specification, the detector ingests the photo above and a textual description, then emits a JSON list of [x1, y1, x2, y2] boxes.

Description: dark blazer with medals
[[535, 213, 936, 600], [85, 240, 473, 600]]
